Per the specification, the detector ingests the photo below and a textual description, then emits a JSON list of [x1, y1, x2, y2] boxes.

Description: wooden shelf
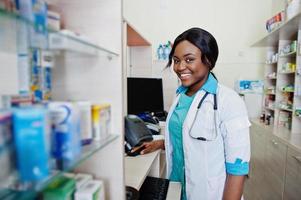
[[127, 24, 151, 46]]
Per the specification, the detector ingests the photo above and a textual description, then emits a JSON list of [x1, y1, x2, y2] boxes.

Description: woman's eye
[[186, 58, 194, 63], [173, 59, 180, 64]]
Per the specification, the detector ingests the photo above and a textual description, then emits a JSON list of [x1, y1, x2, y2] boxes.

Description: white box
[[74, 173, 93, 189], [47, 10, 61, 31], [75, 180, 105, 200], [76, 101, 93, 140]]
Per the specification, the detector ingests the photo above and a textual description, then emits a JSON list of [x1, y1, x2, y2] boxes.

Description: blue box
[[13, 107, 50, 182]]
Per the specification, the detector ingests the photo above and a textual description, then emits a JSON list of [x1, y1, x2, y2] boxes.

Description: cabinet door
[[283, 147, 301, 200], [244, 124, 267, 200], [264, 135, 287, 200]]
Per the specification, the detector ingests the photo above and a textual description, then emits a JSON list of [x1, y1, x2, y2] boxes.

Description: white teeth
[[180, 74, 191, 77]]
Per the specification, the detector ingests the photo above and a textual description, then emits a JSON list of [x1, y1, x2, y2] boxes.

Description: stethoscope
[[188, 91, 219, 141]]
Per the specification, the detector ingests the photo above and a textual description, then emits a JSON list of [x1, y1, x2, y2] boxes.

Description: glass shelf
[[265, 92, 276, 95], [266, 76, 277, 80], [279, 89, 295, 93], [265, 106, 275, 111], [279, 51, 297, 58], [0, 8, 119, 57], [1, 134, 119, 200], [278, 107, 293, 112], [265, 61, 278, 65], [278, 71, 295, 74]]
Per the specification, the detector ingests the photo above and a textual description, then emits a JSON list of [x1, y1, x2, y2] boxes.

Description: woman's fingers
[[141, 141, 159, 154], [131, 140, 164, 155], [131, 143, 146, 153]]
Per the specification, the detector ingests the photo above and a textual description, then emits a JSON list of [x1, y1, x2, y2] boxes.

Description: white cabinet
[[264, 134, 287, 200], [283, 147, 301, 200], [245, 122, 288, 200], [245, 124, 267, 200]]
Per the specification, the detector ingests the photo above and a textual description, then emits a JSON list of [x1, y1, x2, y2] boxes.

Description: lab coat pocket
[[189, 101, 215, 139]]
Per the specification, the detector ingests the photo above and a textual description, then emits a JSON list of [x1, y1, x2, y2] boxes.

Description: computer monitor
[[127, 77, 164, 115]]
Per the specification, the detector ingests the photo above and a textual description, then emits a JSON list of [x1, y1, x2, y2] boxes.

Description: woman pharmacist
[[132, 27, 250, 200]]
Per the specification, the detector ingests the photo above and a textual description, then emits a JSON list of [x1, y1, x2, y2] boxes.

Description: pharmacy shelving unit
[[0, 0, 124, 199], [253, 12, 301, 134]]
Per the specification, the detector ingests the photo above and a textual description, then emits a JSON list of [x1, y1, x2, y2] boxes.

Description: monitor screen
[[127, 77, 164, 115]]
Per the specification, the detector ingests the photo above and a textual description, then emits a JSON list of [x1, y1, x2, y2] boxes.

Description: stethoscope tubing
[[189, 91, 218, 141]]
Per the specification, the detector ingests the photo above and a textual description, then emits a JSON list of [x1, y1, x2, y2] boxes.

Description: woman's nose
[[178, 60, 186, 70]]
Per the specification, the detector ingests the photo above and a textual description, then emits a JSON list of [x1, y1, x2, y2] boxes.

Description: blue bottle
[[164, 43, 171, 60], [162, 45, 167, 60], [157, 45, 163, 60]]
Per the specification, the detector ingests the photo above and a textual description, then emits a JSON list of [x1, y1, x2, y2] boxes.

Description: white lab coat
[[165, 84, 251, 200]]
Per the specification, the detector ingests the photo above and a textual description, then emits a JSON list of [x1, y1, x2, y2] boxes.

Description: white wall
[[124, 0, 276, 89], [272, 0, 286, 14], [128, 46, 152, 77]]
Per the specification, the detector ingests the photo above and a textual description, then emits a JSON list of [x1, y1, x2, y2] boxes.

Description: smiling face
[[173, 40, 210, 96]]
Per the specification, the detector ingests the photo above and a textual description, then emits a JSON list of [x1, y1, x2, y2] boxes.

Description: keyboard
[[139, 176, 170, 200]]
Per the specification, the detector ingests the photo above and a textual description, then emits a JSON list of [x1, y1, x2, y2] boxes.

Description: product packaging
[[12, 107, 50, 182], [0, 110, 12, 148], [43, 176, 76, 200], [92, 104, 111, 141], [47, 10, 61, 31], [75, 180, 105, 200], [48, 102, 81, 169], [0, 111, 14, 187], [74, 173, 93, 189], [76, 101, 93, 140], [40, 50, 54, 101]]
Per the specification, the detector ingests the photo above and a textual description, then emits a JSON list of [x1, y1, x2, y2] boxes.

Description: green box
[[43, 176, 76, 200]]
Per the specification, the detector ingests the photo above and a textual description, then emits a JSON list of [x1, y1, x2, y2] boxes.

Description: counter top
[[124, 149, 181, 200], [251, 119, 301, 153], [125, 150, 161, 190]]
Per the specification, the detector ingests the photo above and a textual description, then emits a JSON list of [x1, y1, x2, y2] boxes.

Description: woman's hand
[[131, 140, 165, 155]]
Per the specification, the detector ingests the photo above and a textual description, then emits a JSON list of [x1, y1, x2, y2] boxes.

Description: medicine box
[[48, 102, 81, 169], [47, 10, 61, 31], [76, 101, 93, 140], [43, 176, 76, 200], [75, 180, 105, 200], [13, 107, 50, 182], [74, 173, 93, 189], [92, 104, 111, 141]]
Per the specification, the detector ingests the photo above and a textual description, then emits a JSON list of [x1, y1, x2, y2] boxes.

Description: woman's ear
[[204, 57, 212, 70]]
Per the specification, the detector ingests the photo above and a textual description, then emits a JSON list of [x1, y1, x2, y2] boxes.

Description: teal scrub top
[[168, 73, 218, 200], [169, 92, 195, 200]]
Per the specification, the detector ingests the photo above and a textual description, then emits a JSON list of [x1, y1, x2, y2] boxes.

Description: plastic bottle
[[157, 44, 163, 60], [164, 43, 171, 60], [162, 45, 167, 60]]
